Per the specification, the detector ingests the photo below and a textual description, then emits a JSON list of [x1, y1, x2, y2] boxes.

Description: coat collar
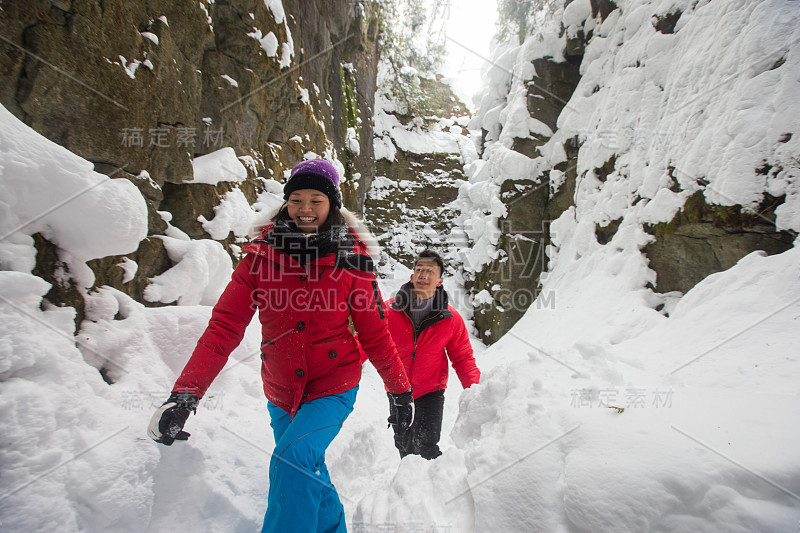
[[242, 223, 374, 273], [391, 282, 451, 317]]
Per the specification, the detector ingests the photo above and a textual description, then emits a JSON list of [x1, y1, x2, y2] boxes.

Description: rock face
[[369, 152, 467, 265], [364, 77, 471, 270], [468, 52, 583, 343], [1, 0, 384, 315], [1, 0, 380, 186], [643, 192, 794, 294], [4, 1, 792, 346], [467, 1, 795, 343]]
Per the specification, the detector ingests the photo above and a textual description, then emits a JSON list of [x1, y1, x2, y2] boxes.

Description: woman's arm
[[172, 254, 259, 397], [348, 273, 410, 394]]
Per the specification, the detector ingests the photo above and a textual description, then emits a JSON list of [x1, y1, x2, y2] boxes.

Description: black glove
[[147, 392, 199, 445], [387, 390, 415, 431]]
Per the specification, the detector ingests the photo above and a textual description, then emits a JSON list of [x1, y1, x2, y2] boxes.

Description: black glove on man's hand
[[387, 389, 415, 431], [147, 392, 199, 445]]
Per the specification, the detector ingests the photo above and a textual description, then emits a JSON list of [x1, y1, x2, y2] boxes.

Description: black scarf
[[392, 282, 449, 316], [391, 282, 451, 334], [266, 217, 352, 266]]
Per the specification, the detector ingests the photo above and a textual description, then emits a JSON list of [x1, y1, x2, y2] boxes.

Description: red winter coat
[[386, 283, 480, 399], [172, 223, 410, 416]]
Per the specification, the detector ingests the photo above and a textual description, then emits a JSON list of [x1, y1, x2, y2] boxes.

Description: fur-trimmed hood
[[341, 208, 381, 261]]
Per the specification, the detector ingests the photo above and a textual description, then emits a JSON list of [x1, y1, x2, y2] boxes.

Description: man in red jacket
[[386, 249, 480, 459]]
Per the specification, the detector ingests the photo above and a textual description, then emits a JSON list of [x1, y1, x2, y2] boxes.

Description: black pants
[[388, 389, 445, 460]]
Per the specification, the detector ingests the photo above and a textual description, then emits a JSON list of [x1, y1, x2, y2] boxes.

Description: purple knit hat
[[283, 159, 342, 208]]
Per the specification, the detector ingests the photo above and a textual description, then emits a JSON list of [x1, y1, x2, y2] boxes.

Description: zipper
[[371, 280, 385, 320], [414, 310, 443, 343], [406, 309, 443, 382]]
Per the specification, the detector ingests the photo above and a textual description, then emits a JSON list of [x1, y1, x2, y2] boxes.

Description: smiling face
[[287, 189, 331, 233], [410, 258, 443, 300]]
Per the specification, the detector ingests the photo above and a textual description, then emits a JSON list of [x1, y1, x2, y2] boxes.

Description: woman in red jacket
[[148, 159, 414, 533]]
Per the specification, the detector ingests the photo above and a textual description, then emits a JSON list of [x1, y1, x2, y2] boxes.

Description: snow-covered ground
[[0, 102, 478, 532], [2, 0, 800, 531]]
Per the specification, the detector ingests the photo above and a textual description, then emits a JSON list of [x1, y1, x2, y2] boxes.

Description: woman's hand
[[147, 392, 199, 445], [387, 389, 415, 431]]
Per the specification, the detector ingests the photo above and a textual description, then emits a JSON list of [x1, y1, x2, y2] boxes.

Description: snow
[[199, 186, 284, 241], [373, 96, 477, 162], [220, 74, 239, 87], [547, 0, 800, 228], [347, 240, 797, 532], [345, 127, 360, 155], [118, 257, 138, 284], [297, 84, 310, 104], [2, 1, 800, 532], [453, 160, 506, 273], [199, 189, 253, 240], [140, 32, 159, 45], [279, 42, 293, 69], [365, 175, 397, 201], [373, 134, 397, 162], [563, 0, 592, 36], [248, 29, 279, 57], [190, 147, 248, 184], [462, 0, 800, 275], [372, 56, 478, 163], [143, 236, 232, 306], [265, 0, 286, 24], [439, 0, 799, 529], [117, 55, 141, 79], [471, 289, 493, 306], [470, 245, 800, 532], [346, 246, 800, 532], [248, 0, 293, 67], [0, 104, 147, 284], [148, 183, 285, 305], [264, 0, 294, 68]]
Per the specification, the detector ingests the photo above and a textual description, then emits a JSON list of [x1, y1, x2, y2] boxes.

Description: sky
[[439, 0, 499, 112]]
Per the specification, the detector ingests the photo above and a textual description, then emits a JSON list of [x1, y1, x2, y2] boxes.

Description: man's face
[[410, 259, 443, 299]]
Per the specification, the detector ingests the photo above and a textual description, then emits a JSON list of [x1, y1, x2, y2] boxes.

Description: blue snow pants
[[261, 386, 358, 533]]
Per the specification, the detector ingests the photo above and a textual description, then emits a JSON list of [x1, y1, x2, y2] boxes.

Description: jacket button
[[297, 321, 305, 330], [295, 369, 305, 377], [328, 350, 337, 359]]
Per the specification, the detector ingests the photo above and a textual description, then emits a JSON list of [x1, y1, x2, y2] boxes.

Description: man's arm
[[445, 309, 480, 388]]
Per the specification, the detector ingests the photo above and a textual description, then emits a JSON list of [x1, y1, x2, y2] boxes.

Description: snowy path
[[3, 0, 800, 524]]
